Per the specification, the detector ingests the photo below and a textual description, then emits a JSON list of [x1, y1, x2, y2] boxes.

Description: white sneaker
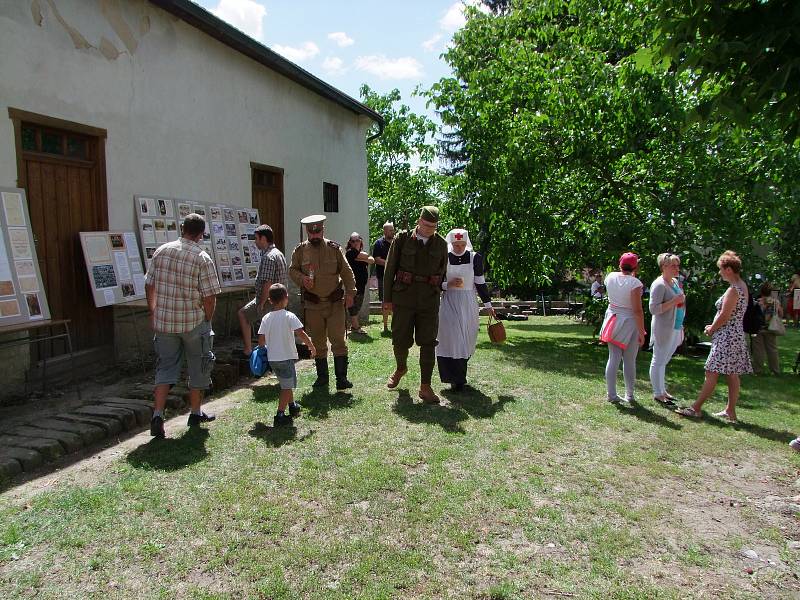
[[789, 438, 800, 452]]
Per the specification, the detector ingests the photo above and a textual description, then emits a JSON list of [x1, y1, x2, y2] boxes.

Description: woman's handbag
[[487, 315, 506, 344], [768, 314, 786, 336]]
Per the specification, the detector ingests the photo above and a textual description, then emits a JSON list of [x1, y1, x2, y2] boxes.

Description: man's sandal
[[387, 368, 408, 389]]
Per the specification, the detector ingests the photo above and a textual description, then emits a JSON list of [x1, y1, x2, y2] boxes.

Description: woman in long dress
[[436, 229, 495, 392]]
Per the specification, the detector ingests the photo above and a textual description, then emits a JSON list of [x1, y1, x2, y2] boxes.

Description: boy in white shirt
[[257, 284, 316, 427]]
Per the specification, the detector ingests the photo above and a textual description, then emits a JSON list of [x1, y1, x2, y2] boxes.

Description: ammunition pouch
[[396, 270, 442, 288]]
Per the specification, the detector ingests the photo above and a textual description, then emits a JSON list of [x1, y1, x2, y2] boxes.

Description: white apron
[[437, 253, 480, 359]]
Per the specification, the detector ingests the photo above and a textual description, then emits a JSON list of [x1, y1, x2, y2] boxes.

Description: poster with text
[[0, 188, 51, 325], [80, 231, 146, 307]]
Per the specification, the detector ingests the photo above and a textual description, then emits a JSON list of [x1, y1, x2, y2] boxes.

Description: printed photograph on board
[[0, 299, 20, 317], [227, 238, 240, 252], [223, 208, 235, 223], [178, 203, 192, 219], [2, 192, 26, 227], [218, 253, 230, 266], [109, 234, 124, 249], [220, 267, 232, 283], [224, 223, 236, 237], [121, 282, 136, 297], [215, 237, 227, 252], [25, 293, 42, 318], [139, 197, 156, 216], [210, 207, 222, 221], [92, 264, 118, 289], [233, 267, 244, 281]]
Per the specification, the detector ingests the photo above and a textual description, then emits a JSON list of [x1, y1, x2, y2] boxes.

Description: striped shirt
[[145, 238, 221, 333], [255, 244, 288, 296]]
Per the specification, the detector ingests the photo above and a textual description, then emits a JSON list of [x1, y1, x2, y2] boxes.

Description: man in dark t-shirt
[[372, 221, 395, 333]]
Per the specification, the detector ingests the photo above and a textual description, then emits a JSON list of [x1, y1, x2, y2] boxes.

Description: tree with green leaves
[[654, 0, 800, 142], [360, 85, 443, 241], [426, 0, 798, 308]]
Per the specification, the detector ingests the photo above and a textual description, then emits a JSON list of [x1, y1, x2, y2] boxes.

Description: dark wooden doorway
[[9, 109, 111, 356], [251, 163, 284, 251]]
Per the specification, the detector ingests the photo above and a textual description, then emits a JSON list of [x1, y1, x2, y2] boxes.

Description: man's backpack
[[742, 290, 765, 335]]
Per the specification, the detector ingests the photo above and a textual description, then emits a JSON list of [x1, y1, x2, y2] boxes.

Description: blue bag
[[249, 346, 270, 377]]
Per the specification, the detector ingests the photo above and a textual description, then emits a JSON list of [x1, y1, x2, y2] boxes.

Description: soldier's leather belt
[[304, 287, 345, 304], [395, 271, 443, 287]]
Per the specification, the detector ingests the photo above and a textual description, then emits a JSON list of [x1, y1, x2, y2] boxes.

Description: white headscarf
[[445, 228, 472, 255]]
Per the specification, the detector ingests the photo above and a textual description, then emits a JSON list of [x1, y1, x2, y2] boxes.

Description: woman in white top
[[648, 253, 686, 406], [436, 229, 495, 392], [599, 252, 646, 403]]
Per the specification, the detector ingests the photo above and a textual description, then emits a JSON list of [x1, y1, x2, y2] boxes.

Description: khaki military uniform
[[383, 229, 448, 384], [289, 239, 356, 358]]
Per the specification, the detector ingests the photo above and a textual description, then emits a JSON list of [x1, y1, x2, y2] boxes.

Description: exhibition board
[[79, 231, 146, 307], [208, 204, 260, 287], [134, 196, 259, 288], [0, 187, 51, 326]]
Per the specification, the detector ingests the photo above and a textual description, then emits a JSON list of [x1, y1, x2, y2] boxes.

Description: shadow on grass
[[392, 387, 515, 434], [502, 322, 591, 335], [347, 333, 376, 344], [248, 422, 316, 447], [476, 333, 799, 444], [127, 428, 209, 471], [252, 382, 280, 404], [613, 401, 682, 431], [298, 388, 358, 420], [688, 412, 798, 443]]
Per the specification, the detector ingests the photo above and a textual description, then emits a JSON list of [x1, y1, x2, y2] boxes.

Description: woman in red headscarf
[[600, 253, 646, 404]]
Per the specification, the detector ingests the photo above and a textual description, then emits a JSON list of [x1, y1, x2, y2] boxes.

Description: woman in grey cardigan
[[648, 253, 686, 406]]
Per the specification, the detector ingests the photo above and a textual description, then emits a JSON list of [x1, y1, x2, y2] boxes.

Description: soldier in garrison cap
[[383, 206, 448, 404], [289, 215, 357, 390]]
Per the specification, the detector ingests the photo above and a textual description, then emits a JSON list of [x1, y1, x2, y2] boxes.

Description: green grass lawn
[[1, 317, 799, 599]]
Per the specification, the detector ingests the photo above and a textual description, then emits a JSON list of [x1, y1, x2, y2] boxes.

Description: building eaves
[[148, 0, 385, 133]]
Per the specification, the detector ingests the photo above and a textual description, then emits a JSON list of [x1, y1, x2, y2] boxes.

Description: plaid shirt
[[145, 238, 221, 333], [255, 244, 288, 297]]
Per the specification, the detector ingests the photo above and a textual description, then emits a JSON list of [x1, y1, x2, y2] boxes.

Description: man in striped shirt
[[237, 224, 288, 357], [145, 213, 221, 438]]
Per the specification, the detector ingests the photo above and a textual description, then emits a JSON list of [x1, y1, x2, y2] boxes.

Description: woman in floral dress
[[677, 251, 752, 423]]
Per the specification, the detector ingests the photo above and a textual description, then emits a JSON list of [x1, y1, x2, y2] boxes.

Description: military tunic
[[289, 239, 356, 358], [383, 229, 447, 383]]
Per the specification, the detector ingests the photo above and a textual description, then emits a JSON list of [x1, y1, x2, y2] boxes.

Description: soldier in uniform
[[383, 206, 448, 404], [289, 215, 357, 390]]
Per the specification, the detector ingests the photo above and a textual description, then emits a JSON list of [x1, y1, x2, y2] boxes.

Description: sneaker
[[288, 402, 301, 417], [150, 415, 165, 438], [789, 438, 800, 452], [187, 411, 216, 427], [273, 413, 294, 428]]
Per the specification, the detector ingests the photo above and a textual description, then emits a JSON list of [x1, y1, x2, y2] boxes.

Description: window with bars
[[323, 182, 338, 212]]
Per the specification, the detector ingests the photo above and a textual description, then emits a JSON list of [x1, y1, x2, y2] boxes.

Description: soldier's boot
[[334, 355, 353, 390], [312, 358, 329, 388], [418, 384, 440, 405]]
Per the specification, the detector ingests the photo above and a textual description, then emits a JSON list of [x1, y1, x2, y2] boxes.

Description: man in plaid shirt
[[145, 213, 221, 438], [237, 224, 288, 357]]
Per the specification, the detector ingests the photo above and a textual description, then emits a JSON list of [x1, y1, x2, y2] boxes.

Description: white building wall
[[0, 0, 371, 248], [0, 0, 373, 387]]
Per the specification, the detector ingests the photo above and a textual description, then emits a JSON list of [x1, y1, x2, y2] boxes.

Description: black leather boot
[[334, 355, 353, 390], [313, 358, 329, 388]]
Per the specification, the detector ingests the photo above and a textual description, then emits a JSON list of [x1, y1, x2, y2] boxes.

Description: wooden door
[[251, 164, 284, 251], [14, 116, 111, 355]]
